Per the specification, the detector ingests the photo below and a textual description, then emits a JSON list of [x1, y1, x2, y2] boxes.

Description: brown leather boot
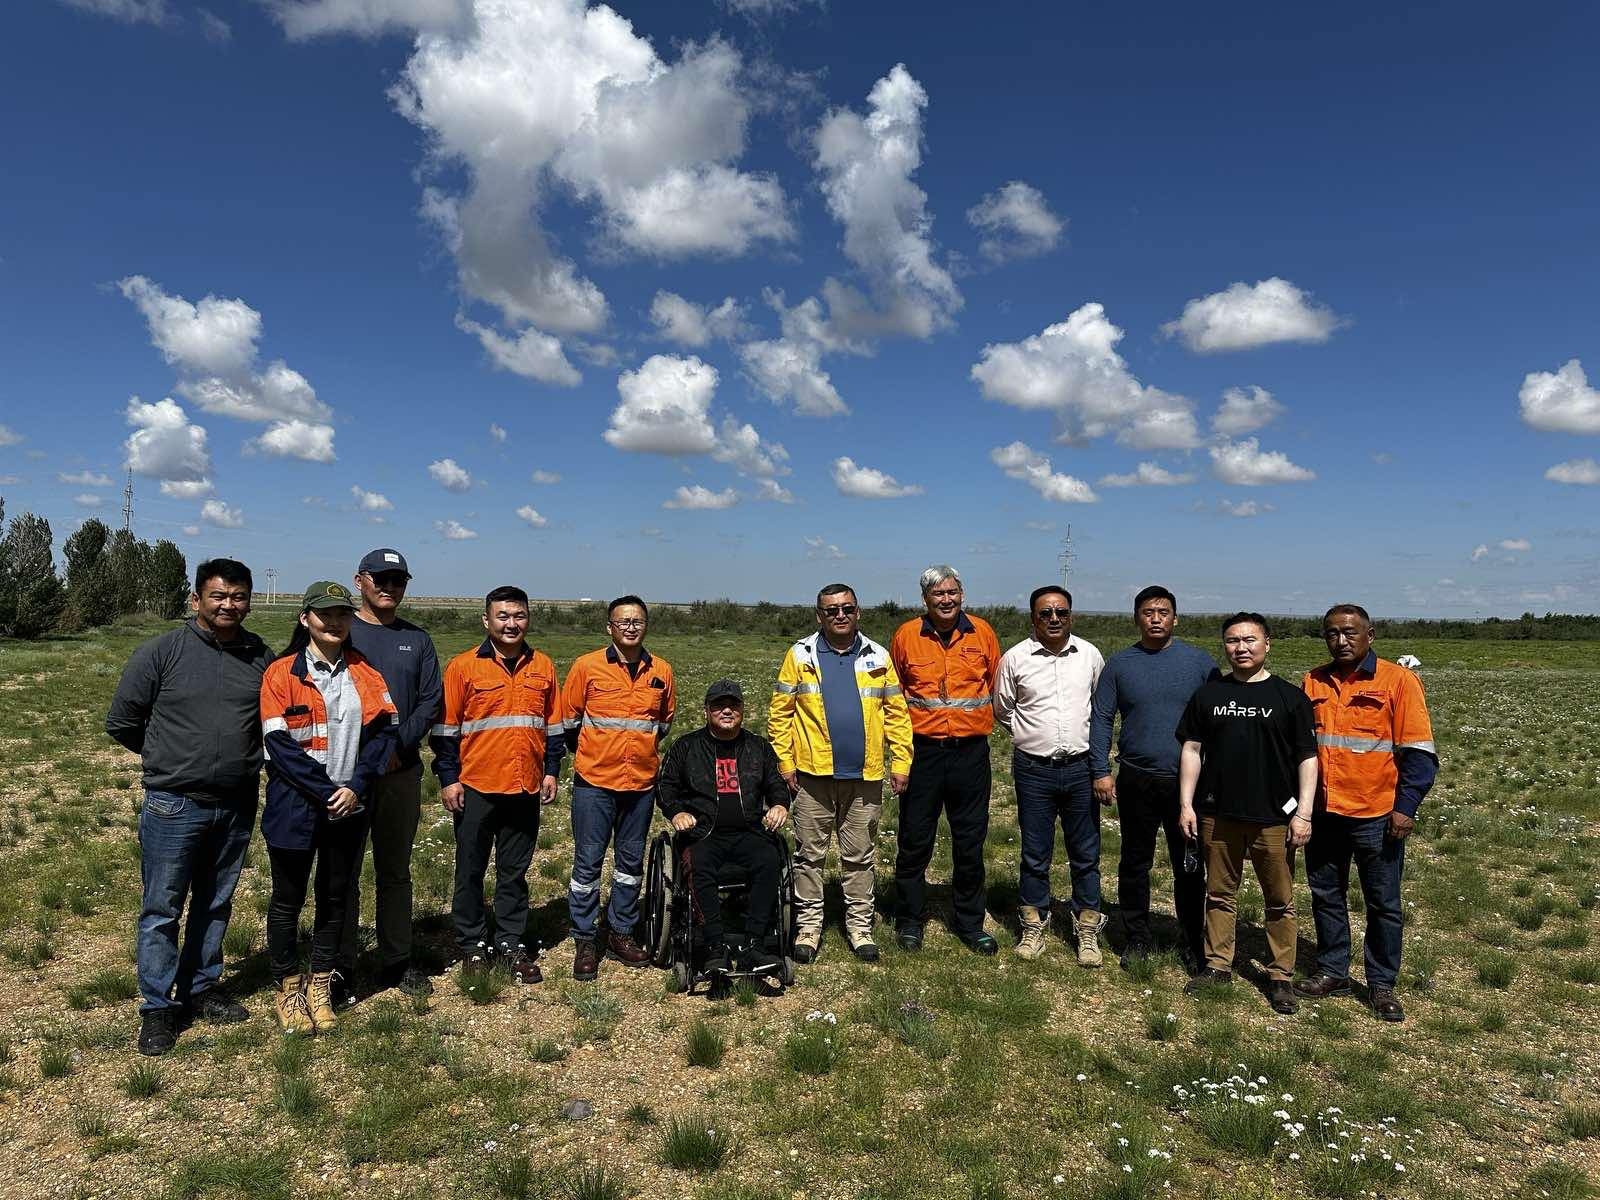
[[573, 938, 600, 982], [274, 975, 314, 1036], [606, 929, 650, 968], [1075, 909, 1106, 969], [304, 971, 338, 1032], [1015, 906, 1049, 960]]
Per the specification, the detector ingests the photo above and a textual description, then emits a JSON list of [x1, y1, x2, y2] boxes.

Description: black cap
[[704, 678, 744, 705], [358, 548, 411, 579]]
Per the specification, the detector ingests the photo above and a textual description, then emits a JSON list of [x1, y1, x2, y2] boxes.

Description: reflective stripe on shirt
[[430, 723, 460, 738], [581, 714, 660, 733], [906, 695, 992, 709], [460, 714, 546, 734], [1316, 732, 1394, 753]]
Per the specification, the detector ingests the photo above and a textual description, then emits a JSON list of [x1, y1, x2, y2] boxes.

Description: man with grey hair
[[888, 566, 1003, 954]]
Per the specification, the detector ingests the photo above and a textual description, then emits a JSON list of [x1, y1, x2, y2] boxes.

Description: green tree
[[0, 508, 65, 638], [143, 539, 189, 619], [105, 527, 148, 616], [62, 518, 117, 629]]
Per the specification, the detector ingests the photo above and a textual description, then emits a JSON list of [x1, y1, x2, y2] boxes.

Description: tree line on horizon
[[0, 498, 188, 640]]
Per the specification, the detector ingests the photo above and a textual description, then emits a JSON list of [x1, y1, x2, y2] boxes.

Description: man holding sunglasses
[[341, 548, 442, 999], [996, 586, 1107, 965], [769, 584, 913, 964], [561, 595, 676, 981]]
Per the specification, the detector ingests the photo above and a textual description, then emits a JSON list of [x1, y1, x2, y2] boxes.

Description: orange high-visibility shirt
[[561, 645, 676, 792], [432, 640, 565, 796], [1301, 654, 1436, 818], [889, 613, 1002, 738]]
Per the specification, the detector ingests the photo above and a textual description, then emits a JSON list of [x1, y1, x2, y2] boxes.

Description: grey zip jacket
[[106, 619, 272, 804]]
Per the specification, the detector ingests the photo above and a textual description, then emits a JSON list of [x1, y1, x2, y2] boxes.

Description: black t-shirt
[[1175, 674, 1317, 825], [713, 738, 747, 830]]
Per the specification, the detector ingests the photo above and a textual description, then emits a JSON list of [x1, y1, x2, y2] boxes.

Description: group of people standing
[[105, 552, 1437, 1056]]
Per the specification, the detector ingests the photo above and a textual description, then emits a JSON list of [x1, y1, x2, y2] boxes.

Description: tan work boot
[[1015, 905, 1049, 960], [274, 974, 314, 1036], [1075, 909, 1106, 969], [305, 971, 339, 1032]]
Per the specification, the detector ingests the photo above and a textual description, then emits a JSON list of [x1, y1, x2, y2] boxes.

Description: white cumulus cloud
[[1163, 277, 1342, 353], [429, 458, 473, 492], [649, 291, 747, 347], [1500, 538, 1531, 552], [604, 355, 720, 455], [1098, 462, 1196, 488], [1546, 458, 1600, 485], [531, 469, 561, 484], [970, 302, 1199, 449], [711, 416, 788, 479], [435, 518, 478, 540], [456, 314, 581, 388], [73, 493, 103, 508], [1519, 359, 1600, 434], [1471, 544, 1489, 562], [740, 333, 847, 418], [1209, 438, 1315, 485], [753, 478, 794, 504], [119, 275, 261, 376], [124, 397, 212, 484], [351, 485, 393, 512], [488, 423, 507, 443], [200, 499, 244, 529], [160, 479, 214, 499], [663, 484, 738, 510], [58, 471, 114, 487], [966, 181, 1064, 262], [803, 535, 844, 560], [832, 456, 923, 500], [58, 0, 173, 24], [1211, 385, 1285, 436], [251, 420, 337, 463], [1219, 499, 1273, 518], [515, 504, 548, 527], [990, 442, 1097, 504], [271, 0, 470, 39]]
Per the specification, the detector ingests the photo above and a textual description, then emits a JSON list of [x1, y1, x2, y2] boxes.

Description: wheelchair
[[640, 826, 797, 995]]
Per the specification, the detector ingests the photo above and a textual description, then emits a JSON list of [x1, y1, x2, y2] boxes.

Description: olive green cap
[[301, 580, 355, 612]]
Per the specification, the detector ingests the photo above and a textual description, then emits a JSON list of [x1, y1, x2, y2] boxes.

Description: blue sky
[[3, 0, 1598, 617]]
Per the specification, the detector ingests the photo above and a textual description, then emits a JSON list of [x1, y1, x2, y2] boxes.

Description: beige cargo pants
[[791, 773, 882, 946]]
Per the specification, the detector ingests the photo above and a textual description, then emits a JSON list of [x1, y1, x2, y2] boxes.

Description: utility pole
[[264, 568, 278, 605], [1057, 523, 1075, 584], [122, 469, 134, 533]]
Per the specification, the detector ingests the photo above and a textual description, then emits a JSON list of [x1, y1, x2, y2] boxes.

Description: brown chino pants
[[791, 774, 881, 945], [1201, 815, 1297, 981]]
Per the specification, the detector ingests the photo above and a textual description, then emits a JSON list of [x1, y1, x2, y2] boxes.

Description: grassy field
[[0, 613, 1597, 1200]]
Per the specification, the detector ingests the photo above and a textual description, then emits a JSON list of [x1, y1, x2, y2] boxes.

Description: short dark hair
[[1323, 603, 1372, 628], [194, 558, 252, 594], [1222, 611, 1271, 638], [816, 583, 856, 607], [608, 594, 648, 620], [1133, 585, 1177, 613], [1029, 585, 1071, 613], [485, 585, 529, 611]]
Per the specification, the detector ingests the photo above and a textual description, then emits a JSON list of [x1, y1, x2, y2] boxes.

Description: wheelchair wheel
[[780, 956, 795, 987], [643, 831, 676, 967], [670, 961, 691, 994]]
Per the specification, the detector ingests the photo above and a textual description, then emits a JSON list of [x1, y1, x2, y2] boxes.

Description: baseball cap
[[301, 581, 356, 612], [358, 548, 411, 579], [704, 678, 744, 705]]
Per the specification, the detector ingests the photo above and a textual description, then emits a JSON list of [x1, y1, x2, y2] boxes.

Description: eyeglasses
[[363, 573, 409, 588], [820, 604, 858, 616], [1034, 607, 1071, 620], [610, 618, 646, 629], [707, 699, 742, 711]]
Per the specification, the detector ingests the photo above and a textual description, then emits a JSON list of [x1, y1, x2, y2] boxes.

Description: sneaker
[[502, 944, 543, 985], [1015, 905, 1049, 961], [1074, 909, 1106, 969], [305, 971, 339, 1032], [137, 1009, 179, 1057], [1183, 968, 1233, 994], [1268, 981, 1299, 1015], [1369, 987, 1405, 1023], [606, 929, 651, 968], [792, 933, 820, 964], [957, 930, 999, 956], [190, 991, 249, 1024], [851, 939, 881, 963], [1292, 973, 1353, 999], [572, 938, 599, 982], [273, 975, 315, 1036]]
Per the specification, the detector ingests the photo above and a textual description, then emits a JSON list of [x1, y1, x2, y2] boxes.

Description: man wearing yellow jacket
[[769, 583, 913, 963]]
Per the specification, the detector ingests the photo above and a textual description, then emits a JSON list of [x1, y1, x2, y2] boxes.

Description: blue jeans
[[137, 790, 255, 1014], [1305, 812, 1407, 988], [1012, 753, 1100, 913], [568, 783, 654, 939]]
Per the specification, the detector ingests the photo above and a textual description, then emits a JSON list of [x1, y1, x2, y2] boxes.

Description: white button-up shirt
[[994, 635, 1105, 757]]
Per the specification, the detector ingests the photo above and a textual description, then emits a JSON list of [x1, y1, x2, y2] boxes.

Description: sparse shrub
[[121, 1061, 163, 1098], [529, 1038, 568, 1064], [1476, 952, 1517, 989], [659, 1110, 735, 1171], [1144, 1008, 1180, 1042], [781, 1012, 843, 1076], [1560, 1102, 1600, 1139], [685, 1020, 727, 1069], [39, 1044, 72, 1078]]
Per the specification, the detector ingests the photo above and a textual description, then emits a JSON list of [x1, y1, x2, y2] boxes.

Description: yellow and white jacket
[[768, 633, 914, 782]]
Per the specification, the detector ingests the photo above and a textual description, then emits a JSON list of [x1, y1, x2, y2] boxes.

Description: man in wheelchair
[[656, 679, 791, 979]]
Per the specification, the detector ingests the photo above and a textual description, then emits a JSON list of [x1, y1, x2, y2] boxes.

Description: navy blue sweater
[[1090, 640, 1220, 779], [348, 615, 443, 770]]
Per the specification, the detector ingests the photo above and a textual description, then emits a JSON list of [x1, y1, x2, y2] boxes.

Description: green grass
[[659, 1111, 735, 1171], [121, 1061, 163, 1098], [65, 967, 138, 1010], [780, 1015, 844, 1075], [39, 1043, 73, 1078], [1476, 952, 1518, 988], [166, 1148, 291, 1200], [272, 1074, 323, 1122], [684, 1020, 727, 1068], [1559, 1102, 1600, 1139]]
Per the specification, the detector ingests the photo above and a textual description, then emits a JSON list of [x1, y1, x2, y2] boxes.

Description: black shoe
[[329, 969, 354, 1009], [1119, 941, 1152, 971], [137, 1009, 179, 1057], [957, 930, 999, 956], [1183, 968, 1233, 995], [736, 942, 781, 975], [792, 942, 818, 965], [851, 940, 881, 963], [1293, 973, 1353, 1000], [896, 925, 924, 952], [703, 949, 731, 977], [1268, 981, 1299, 1015], [378, 961, 435, 997], [1369, 987, 1405, 1023], [190, 991, 249, 1024]]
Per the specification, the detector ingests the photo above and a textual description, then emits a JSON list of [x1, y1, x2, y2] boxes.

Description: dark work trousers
[[1115, 764, 1205, 958], [338, 763, 424, 974], [1012, 751, 1100, 914], [452, 787, 540, 955], [688, 827, 781, 950], [267, 814, 368, 982], [893, 735, 992, 937], [1304, 812, 1407, 988]]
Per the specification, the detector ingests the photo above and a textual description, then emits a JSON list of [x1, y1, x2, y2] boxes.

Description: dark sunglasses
[[707, 698, 743, 711], [1034, 607, 1071, 620], [820, 604, 858, 616]]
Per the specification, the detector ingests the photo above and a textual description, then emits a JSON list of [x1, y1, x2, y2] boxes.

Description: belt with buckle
[[1015, 748, 1089, 767], [913, 733, 987, 748]]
